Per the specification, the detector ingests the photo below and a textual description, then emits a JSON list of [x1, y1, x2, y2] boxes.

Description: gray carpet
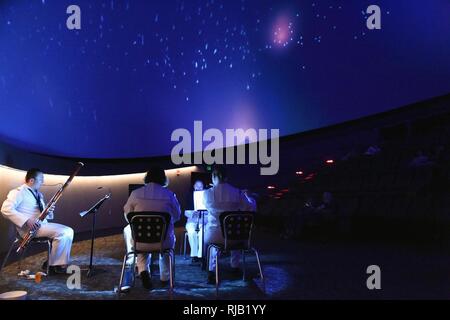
[[0, 232, 267, 300], [2, 229, 450, 300]]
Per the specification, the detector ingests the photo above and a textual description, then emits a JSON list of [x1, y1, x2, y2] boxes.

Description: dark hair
[[212, 165, 227, 182], [144, 166, 167, 186], [25, 168, 42, 182], [193, 180, 204, 190], [194, 180, 204, 186]]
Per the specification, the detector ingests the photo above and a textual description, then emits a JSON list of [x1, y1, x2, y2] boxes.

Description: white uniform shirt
[[123, 183, 181, 247], [1, 184, 48, 228], [203, 183, 255, 229]]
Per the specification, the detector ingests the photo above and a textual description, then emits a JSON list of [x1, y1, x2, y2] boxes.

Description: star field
[[0, 0, 449, 158]]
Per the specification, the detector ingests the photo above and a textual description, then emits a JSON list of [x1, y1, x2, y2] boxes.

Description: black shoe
[[41, 260, 48, 272], [140, 271, 152, 290], [48, 265, 67, 275], [207, 271, 216, 284], [191, 257, 200, 263]]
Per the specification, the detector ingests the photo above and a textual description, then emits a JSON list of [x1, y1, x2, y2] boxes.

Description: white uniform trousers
[[19, 222, 74, 266], [185, 221, 203, 258], [205, 225, 240, 272], [123, 225, 171, 281]]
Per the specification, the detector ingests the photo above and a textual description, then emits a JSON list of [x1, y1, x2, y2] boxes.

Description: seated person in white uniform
[[185, 180, 208, 263], [122, 166, 181, 290], [1, 168, 74, 275], [203, 166, 256, 284]]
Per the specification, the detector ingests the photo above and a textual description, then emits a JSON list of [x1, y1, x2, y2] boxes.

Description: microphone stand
[[79, 193, 111, 277]]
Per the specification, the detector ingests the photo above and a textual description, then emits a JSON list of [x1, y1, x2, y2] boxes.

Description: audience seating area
[[256, 112, 450, 245]]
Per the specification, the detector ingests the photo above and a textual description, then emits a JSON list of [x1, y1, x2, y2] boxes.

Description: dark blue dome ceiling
[[0, 0, 449, 158]]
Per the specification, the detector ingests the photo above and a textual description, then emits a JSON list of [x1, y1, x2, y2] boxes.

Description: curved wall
[[1, 93, 450, 254], [0, 164, 200, 253]]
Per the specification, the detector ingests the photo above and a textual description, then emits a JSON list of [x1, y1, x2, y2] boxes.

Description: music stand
[[79, 193, 111, 277]]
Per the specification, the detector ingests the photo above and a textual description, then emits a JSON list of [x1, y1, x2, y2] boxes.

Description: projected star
[[272, 18, 294, 47]]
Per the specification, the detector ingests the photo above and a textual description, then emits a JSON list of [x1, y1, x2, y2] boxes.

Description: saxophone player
[[1, 168, 74, 275]]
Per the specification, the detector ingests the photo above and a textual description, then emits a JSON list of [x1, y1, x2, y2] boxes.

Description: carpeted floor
[[1, 229, 450, 300], [0, 230, 268, 300]]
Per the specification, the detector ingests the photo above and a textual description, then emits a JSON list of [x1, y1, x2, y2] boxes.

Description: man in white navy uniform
[[1, 168, 74, 274], [203, 166, 256, 284], [123, 166, 181, 290], [184, 180, 207, 263]]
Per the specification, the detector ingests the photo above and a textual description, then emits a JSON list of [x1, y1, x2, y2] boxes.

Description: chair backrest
[[219, 211, 255, 251], [127, 211, 171, 253]]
